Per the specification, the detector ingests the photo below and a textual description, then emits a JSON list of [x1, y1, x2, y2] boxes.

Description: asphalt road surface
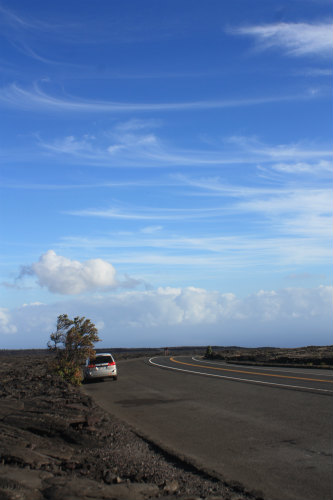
[[82, 356, 333, 500]]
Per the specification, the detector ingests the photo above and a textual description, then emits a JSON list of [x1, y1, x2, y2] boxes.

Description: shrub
[[205, 345, 213, 358], [48, 314, 101, 384]]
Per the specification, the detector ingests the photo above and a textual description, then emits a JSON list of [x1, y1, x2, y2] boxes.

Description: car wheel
[[113, 376, 118, 381]]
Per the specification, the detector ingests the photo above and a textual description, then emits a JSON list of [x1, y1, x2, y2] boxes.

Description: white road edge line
[[148, 357, 333, 394], [191, 356, 333, 378]]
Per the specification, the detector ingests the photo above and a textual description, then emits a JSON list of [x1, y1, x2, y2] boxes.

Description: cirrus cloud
[[232, 22, 333, 57], [0, 82, 317, 114]]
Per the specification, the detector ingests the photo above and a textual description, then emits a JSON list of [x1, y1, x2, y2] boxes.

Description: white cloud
[[235, 188, 331, 216], [271, 160, 331, 174], [22, 250, 118, 295], [35, 129, 331, 172], [66, 205, 225, 221], [0, 308, 17, 334], [22, 302, 44, 307], [2, 285, 332, 347], [176, 175, 332, 242], [225, 135, 332, 161], [141, 226, 163, 234], [233, 22, 333, 57], [299, 68, 333, 77], [45, 135, 95, 155], [59, 221, 332, 268], [64, 181, 332, 254], [106, 133, 158, 155], [115, 118, 162, 132], [0, 82, 316, 114]]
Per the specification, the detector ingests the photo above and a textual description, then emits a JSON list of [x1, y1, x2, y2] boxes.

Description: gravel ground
[[0, 354, 263, 500]]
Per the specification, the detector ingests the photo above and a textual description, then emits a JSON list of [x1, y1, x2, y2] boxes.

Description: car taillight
[[108, 362, 115, 366], [88, 364, 95, 368]]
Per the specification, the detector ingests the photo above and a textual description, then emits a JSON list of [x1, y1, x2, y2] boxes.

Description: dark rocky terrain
[[205, 345, 333, 368], [0, 352, 261, 500]]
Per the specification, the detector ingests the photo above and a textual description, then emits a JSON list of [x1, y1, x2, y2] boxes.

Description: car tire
[[113, 376, 118, 381]]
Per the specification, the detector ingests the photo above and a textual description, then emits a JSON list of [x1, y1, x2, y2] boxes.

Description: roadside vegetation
[[47, 314, 101, 384]]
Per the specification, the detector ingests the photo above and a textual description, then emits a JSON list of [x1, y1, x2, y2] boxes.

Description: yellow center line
[[169, 357, 333, 384]]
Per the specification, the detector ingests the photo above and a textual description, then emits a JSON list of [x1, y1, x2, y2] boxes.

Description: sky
[[0, 0, 332, 349]]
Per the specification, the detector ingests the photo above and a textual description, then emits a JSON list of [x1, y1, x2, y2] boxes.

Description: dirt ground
[[0, 353, 263, 500]]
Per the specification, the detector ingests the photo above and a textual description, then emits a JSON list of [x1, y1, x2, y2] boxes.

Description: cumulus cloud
[[21, 250, 118, 295], [107, 285, 332, 327], [0, 308, 17, 335], [232, 22, 333, 57], [2, 285, 332, 347]]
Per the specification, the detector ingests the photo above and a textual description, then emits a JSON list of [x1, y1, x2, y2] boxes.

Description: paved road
[[82, 356, 333, 500], [152, 356, 333, 393]]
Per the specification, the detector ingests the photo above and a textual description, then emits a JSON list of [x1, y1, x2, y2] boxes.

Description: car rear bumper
[[84, 368, 117, 379]]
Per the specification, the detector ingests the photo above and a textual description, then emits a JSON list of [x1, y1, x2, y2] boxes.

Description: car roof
[[96, 352, 112, 356]]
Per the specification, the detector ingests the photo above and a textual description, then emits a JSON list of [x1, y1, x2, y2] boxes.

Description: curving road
[[151, 355, 333, 393], [82, 356, 332, 500]]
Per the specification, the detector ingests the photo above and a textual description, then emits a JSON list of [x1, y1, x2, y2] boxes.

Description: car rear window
[[93, 355, 113, 365]]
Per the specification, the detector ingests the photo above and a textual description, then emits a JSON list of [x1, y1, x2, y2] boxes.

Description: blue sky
[[0, 0, 332, 348]]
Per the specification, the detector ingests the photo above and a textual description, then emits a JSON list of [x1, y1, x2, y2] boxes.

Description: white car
[[84, 353, 118, 381]]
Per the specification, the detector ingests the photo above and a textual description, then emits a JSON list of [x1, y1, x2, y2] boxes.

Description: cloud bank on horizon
[[0, 1, 332, 348], [2, 250, 332, 348], [1, 281, 332, 348]]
